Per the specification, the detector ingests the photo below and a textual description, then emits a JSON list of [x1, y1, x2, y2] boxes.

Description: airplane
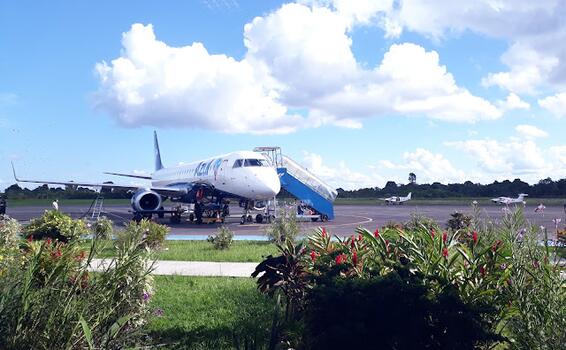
[[11, 131, 281, 224], [491, 193, 528, 205], [378, 192, 411, 205]]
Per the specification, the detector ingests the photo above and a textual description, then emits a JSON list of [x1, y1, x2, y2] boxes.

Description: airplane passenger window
[[244, 159, 264, 167], [233, 159, 243, 168]]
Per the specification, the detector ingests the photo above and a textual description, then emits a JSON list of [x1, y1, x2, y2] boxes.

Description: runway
[[7, 202, 566, 238]]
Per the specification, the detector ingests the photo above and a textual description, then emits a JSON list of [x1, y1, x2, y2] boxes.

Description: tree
[[408, 172, 417, 184]]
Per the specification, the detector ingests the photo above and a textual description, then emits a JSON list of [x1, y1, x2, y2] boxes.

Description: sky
[[1, 0, 566, 191]]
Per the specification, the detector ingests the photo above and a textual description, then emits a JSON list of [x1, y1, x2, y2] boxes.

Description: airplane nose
[[262, 171, 281, 197]]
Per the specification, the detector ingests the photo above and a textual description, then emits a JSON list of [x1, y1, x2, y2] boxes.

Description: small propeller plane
[[491, 193, 528, 205], [378, 192, 412, 205]]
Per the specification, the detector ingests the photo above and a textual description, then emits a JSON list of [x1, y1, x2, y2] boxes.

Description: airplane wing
[[11, 163, 186, 197], [104, 171, 152, 180]]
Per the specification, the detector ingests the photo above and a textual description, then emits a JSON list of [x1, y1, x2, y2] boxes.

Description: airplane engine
[[131, 189, 162, 212]]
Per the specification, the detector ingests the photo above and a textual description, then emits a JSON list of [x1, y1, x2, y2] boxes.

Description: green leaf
[[79, 315, 94, 350]]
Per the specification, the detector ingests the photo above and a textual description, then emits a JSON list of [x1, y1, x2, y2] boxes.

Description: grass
[[335, 197, 566, 206], [147, 276, 275, 349], [90, 240, 279, 262]]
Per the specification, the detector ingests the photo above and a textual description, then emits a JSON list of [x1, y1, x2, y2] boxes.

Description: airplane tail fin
[[407, 192, 412, 199], [154, 131, 164, 171]]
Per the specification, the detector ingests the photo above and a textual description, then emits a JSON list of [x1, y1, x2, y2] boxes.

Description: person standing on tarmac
[[52, 199, 59, 211], [0, 196, 6, 215]]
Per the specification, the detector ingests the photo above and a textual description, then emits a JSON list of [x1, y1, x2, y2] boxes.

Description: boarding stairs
[[254, 147, 338, 220], [91, 195, 104, 219]]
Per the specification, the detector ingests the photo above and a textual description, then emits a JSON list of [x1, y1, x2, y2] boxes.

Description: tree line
[[2, 177, 566, 200], [1, 183, 131, 200], [337, 177, 566, 198]]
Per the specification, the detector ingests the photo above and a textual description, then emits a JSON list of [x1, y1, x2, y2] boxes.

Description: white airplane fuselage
[[152, 151, 280, 201]]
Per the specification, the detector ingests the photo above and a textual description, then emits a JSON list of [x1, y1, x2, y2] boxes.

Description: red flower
[[442, 247, 448, 258], [479, 266, 486, 277], [430, 229, 436, 239], [385, 239, 390, 253], [46, 238, 52, 245], [335, 253, 347, 265], [310, 250, 316, 262], [442, 231, 448, 243], [352, 251, 358, 265], [321, 227, 327, 238], [358, 233, 363, 241], [27, 236, 33, 242], [351, 235, 356, 248], [374, 227, 380, 238], [472, 231, 478, 244]]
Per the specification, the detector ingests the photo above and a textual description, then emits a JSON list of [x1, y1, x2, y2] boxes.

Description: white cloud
[[94, 24, 304, 134], [538, 92, 566, 117], [301, 151, 382, 189], [378, 148, 466, 184], [371, 1, 566, 94], [515, 124, 548, 139], [448, 139, 546, 175], [95, 2, 502, 133], [497, 93, 530, 111]]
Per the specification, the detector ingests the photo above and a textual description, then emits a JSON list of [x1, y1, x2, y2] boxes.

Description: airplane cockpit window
[[233, 159, 243, 168], [244, 159, 266, 167]]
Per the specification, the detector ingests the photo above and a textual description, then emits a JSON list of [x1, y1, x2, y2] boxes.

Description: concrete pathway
[[91, 259, 258, 277]]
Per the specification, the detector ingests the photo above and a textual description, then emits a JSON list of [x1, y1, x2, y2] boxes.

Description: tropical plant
[[265, 208, 300, 244], [446, 211, 472, 231], [0, 216, 156, 349], [117, 218, 168, 250], [92, 216, 113, 240], [0, 215, 20, 249], [207, 225, 234, 250]]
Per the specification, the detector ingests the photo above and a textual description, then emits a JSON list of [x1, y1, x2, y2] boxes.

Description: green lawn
[[91, 240, 279, 262], [147, 276, 275, 349]]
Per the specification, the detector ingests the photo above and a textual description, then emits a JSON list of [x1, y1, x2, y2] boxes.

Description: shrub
[[207, 225, 234, 250], [446, 211, 472, 232], [24, 210, 88, 242], [92, 216, 113, 239], [118, 219, 168, 250], [304, 273, 502, 350], [0, 216, 156, 349], [265, 208, 300, 244], [0, 215, 20, 249]]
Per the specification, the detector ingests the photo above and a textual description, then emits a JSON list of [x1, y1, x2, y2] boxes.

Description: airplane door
[[218, 159, 230, 185]]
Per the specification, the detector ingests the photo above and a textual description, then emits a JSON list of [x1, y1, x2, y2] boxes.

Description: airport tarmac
[[7, 202, 566, 237]]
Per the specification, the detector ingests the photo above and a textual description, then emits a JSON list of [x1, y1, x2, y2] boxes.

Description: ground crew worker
[[52, 199, 59, 211]]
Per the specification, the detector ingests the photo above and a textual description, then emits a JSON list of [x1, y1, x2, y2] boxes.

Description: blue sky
[[1, 0, 566, 191]]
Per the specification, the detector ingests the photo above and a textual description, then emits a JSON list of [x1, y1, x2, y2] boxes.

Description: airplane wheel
[[240, 215, 246, 225], [255, 214, 263, 224], [247, 215, 253, 223], [321, 215, 328, 222], [188, 213, 195, 222], [158, 206, 165, 219], [170, 215, 181, 224]]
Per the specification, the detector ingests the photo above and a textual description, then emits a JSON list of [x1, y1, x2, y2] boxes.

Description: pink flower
[[430, 229, 436, 239], [352, 251, 358, 265], [442, 247, 448, 259], [442, 231, 448, 243], [358, 233, 363, 241], [310, 250, 316, 262], [374, 227, 380, 238], [321, 227, 327, 238], [479, 266, 486, 277], [46, 238, 52, 245], [351, 235, 356, 249], [472, 231, 478, 244]]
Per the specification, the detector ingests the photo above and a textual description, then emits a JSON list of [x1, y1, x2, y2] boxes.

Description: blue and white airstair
[[254, 147, 338, 220]]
